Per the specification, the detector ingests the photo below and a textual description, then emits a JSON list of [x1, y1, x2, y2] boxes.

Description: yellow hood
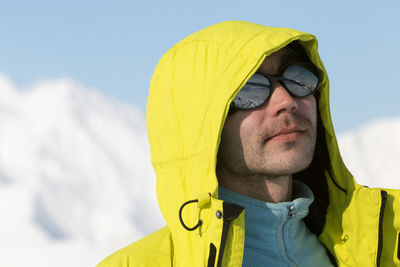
[[146, 20, 358, 265], [148, 20, 352, 232]]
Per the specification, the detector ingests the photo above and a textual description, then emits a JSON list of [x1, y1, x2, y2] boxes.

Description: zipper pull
[[288, 205, 296, 219]]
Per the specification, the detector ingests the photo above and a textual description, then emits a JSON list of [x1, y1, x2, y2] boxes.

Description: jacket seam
[[376, 190, 387, 267]]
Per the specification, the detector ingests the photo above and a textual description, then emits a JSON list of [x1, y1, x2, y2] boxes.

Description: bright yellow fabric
[[97, 20, 400, 266]]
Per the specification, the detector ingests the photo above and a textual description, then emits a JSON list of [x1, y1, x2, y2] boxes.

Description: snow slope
[[0, 74, 164, 267], [338, 117, 400, 189], [0, 73, 398, 266]]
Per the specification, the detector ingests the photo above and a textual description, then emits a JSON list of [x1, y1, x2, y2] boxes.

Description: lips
[[267, 127, 306, 142]]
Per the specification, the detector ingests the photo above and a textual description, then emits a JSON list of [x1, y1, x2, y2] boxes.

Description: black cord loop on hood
[[179, 199, 203, 231]]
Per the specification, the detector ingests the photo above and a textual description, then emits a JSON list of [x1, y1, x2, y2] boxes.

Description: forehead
[[258, 47, 301, 75]]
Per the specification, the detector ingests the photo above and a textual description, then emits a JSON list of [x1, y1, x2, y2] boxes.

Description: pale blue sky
[[1, 0, 399, 132]]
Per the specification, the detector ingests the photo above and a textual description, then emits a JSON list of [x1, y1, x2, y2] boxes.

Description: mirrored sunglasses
[[231, 62, 319, 110]]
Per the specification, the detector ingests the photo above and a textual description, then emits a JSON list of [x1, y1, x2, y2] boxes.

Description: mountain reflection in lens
[[232, 74, 270, 109], [283, 64, 318, 96]]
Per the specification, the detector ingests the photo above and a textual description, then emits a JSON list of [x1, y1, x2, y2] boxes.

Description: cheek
[[299, 96, 317, 122], [241, 109, 266, 128], [238, 115, 262, 140], [220, 116, 243, 150]]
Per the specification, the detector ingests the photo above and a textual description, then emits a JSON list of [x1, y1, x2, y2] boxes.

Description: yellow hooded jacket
[[98, 21, 400, 266]]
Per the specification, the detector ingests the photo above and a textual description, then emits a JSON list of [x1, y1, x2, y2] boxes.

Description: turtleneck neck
[[218, 179, 333, 267]]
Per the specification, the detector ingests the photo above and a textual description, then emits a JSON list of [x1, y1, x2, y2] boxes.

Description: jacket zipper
[[216, 220, 231, 267], [376, 190, 387, 267], [213, 202, 244, 267]]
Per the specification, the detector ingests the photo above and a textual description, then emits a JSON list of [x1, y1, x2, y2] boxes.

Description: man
[[98, 21, 400, 266]]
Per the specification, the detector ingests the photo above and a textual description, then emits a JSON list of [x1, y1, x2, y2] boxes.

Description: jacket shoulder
[[97, 226, 173, 267]]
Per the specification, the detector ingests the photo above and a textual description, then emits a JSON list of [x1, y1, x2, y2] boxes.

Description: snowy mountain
[[0, 74, 164, 267], [338, 117, 400, 189], [0, 73, 399, 267]]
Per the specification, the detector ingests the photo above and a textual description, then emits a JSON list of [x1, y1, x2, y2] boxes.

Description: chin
[[263, 149, 314, 176]]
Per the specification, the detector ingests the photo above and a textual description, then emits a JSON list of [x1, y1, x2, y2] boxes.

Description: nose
[[266, 81, 298, 116]]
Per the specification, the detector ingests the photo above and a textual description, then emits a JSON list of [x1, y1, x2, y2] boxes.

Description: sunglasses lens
[[283, 63, 318, 97], [231, 73, 270, 109]]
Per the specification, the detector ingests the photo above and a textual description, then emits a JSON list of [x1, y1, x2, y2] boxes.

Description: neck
[[217, 166, 292, 203]]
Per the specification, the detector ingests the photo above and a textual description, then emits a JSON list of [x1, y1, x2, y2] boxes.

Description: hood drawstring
[[179, 193, 211, 231], [179, 199, 203, 231]]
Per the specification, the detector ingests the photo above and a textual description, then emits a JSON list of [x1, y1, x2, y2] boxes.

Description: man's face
[[217, 47, 317, 178]]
